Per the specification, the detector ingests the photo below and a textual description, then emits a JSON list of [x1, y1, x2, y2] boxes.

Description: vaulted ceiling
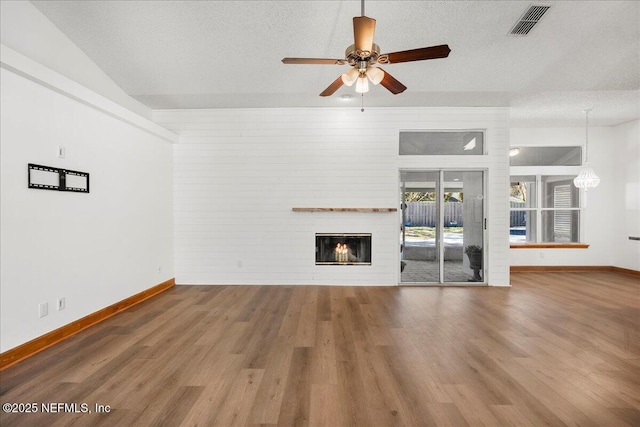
[[31, 1, 640, 126]]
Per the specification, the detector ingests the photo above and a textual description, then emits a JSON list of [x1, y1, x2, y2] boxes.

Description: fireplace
[[315, 233, 372, 265]]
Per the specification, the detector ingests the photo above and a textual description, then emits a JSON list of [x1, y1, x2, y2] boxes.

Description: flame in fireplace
[[335, 243, 349, 262]]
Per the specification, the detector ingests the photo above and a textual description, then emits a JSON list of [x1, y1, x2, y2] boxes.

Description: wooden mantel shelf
[[292, 207, 397, 212]]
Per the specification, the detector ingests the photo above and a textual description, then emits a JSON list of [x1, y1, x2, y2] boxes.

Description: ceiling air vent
[[509, 4, 551, 36]]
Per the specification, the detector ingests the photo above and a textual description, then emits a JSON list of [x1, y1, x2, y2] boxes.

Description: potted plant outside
[[464, 245, 483, 282]]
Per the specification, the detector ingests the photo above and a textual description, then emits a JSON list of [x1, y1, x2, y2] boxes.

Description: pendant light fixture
[[573, 109, 600, 191]]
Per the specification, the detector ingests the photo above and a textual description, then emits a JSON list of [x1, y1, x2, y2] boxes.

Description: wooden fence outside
[[405, 203, 528, 227], [404, 202, 463, 227], [510, 211, 527, 227]]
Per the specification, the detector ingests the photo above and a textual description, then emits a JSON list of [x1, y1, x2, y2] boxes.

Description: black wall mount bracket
[[28, 163, 90, 193]]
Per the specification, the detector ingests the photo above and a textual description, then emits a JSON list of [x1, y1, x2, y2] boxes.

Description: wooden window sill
[[510, 243, 589, 249], [292, 207, 397, 212]]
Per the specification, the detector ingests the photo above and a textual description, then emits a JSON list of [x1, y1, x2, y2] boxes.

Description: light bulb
[[355, 75, 369, 93], [341, 68, 359, 86], [366, 67, 384, 85]]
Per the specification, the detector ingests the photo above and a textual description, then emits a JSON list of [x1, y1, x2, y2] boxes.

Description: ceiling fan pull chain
[[361, 92, 365, 112]]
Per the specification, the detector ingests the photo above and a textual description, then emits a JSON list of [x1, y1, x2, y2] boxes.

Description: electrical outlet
[[39, 302, 48, 318], [539, 251, 545, 258], [57, 297, 65, 311]]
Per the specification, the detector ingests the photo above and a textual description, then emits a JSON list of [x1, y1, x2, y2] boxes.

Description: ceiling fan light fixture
[[366, 66, 384, 85], [281, 0, 451, 99], [341, 68, 360, 86], [355, 74, 369, 93]]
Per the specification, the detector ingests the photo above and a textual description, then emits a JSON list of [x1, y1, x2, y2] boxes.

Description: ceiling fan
[[281, 0, 451, 97]]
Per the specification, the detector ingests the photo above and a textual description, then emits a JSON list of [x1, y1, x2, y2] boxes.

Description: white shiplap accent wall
[[156, 107, 509, 286]]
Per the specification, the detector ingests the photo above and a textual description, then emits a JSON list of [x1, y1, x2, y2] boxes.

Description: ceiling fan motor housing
[[345, 43, 382, 66]]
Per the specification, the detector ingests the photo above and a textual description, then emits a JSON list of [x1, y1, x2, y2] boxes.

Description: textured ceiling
[[31, 0, 640, 126]]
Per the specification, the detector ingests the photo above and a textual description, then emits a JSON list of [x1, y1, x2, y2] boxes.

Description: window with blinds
[[510, 176, 581, 243], [553, 185, 572, 241]]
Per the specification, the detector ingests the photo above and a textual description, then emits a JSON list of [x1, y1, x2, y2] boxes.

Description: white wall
[[612, 119, 640, 270], [0, 1, 151, 119], [509, 126, 617, 266], [157, 107, 510, 286], [0, 67, 174, 352]]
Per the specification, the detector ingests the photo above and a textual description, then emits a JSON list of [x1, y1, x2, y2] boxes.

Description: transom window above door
[[399, 131, 484, 155]]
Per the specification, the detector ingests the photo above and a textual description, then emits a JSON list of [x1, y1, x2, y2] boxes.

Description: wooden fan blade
[[282, 58, 345, 65], [353, 16, 376, 55], [319, 76, 344, 97], [384, 44, 451, 64], [377, 68, 407, 94]]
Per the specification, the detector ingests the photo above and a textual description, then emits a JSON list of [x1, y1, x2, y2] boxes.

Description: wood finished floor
[[1, 272, 639, 426]]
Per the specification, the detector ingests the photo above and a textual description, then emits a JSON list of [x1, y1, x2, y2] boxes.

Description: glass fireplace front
[[315, 233, 372, 265]]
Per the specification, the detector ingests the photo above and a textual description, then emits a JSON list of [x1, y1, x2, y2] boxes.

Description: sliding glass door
[[400, 170, 485, 284], [400, 171, 440, 283]]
